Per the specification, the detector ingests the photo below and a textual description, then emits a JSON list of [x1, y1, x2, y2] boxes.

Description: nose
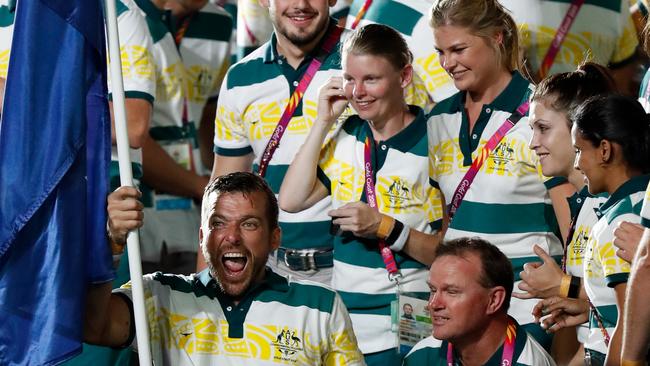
[[528, 132, 539, 151], [439, 53, 455, 72], [353, 81, 366, 99], [573, 154, 581, 171], [427, 291, 443, 312], [222, 223, 242, 245]]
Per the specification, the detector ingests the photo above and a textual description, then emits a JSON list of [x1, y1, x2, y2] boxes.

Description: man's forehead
[[429, 254, 482, 284]]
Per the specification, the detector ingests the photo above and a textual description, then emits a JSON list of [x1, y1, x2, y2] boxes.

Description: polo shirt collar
[[598, 174, 650, 214], [450, 71, 530, 113], [196, 267, 290, 298], [362, 105, 426, 152], [263, 18, 339, 64], [134, 0, 174, 33], [440, 317, 526, 366]]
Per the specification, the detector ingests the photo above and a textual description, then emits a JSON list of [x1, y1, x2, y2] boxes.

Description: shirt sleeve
[[212, 73, 253, 156], [109, 8, 156, 104], [323, 293, 365, 366], [610, 1, 639, 67], [599, 214, 634, 286]]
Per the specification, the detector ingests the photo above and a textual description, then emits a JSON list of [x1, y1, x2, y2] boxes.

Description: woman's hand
[[613, 221, 644, 263], [513, 244, 564, 299], [532, 296, 590, 333], [317, 76, 349, 128], [329, 202, 383, 239]]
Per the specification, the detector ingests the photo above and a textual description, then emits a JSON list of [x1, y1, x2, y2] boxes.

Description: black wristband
[[567, 275, 581, 299], [385, 219, 404, 245]]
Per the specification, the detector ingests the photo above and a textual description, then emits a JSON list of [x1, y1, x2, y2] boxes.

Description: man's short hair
[[202, 172, 279, 229], [433, 237, 514, 311]]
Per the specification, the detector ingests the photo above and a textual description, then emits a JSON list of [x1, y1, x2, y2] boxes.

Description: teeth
[[224, 253, 245, 258]]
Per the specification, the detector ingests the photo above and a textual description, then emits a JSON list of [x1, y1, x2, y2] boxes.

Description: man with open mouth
[[83, 172, 365, 365]]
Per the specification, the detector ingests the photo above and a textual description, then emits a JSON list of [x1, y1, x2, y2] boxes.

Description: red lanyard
[[447, 101, 530, 220], [447, 319, 517, 365], [349, 0, 372, 30], [537, 0, 585, 80], [257, 26, 343, 177], [363, 136, 400, 278]]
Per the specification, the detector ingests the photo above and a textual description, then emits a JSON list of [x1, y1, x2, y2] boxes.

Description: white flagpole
[[103, 0, 153, 364]]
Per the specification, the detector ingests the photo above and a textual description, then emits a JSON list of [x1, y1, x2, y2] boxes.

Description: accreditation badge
[[154, 139, 195, 211], [393, 294, 432, 354]]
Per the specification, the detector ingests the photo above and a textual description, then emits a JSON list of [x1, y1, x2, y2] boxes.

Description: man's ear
[[486, 286, 506, 315], [271, 226, 282, 250], [328, 0, 337, 8]]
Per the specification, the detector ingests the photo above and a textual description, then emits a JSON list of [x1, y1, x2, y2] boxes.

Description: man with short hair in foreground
[[404, 237, 555, 366], [84, 172, 364, 365]]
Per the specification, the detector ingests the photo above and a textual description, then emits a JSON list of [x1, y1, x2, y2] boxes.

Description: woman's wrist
[[559, 274, 571, 297]]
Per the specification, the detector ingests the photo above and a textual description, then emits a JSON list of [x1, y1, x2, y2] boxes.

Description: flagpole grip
[[103, 0, 153, 364]]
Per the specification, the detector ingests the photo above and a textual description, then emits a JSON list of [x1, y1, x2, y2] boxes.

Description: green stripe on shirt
[[451, 201, 557, 234]]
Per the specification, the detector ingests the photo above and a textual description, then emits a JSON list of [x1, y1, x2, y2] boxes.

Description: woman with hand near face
[[279, 24, 444, 366], [426, 0, 572, 349]]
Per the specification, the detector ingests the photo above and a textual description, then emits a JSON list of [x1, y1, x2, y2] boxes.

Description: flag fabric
[[0, 0, 114, 364]]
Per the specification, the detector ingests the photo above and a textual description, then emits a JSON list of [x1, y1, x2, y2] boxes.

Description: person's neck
[[466, 70, 513, 108], [453, 314, 509, 366], [275, 25, 329, 69], [605, 166, 643, 195], [369, 105, 414, 142]]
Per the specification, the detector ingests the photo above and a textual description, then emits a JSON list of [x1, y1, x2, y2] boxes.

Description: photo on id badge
[[396, 294, 432, 354]]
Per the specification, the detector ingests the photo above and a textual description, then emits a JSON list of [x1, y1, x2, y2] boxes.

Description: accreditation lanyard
[[363, 136, 401, 279], [447, 101, 530, 221], [446, 319, 517, 366], [561, 215, 578, 272], [258, 26, 343, 177], [349, 0, 372, 30], [537, 0, 585, 80], [175, 15, 192, 130], [174, 15, 197, 173]]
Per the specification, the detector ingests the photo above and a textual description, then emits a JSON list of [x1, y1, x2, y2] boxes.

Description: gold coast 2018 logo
[[272, 329, 303, 362]]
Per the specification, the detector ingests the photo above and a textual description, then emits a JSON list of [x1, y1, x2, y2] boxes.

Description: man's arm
[[198, 99, 217, 171], [141, 135, 209, 200], [110, 99, 151, 149], [210, 152, 254, 180], [622, 227, 650, 362], [85, 187, 143, 347], [84, 283, 132, 347]]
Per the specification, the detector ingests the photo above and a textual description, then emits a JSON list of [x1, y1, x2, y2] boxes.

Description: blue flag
[[0, 0, 114, 364]]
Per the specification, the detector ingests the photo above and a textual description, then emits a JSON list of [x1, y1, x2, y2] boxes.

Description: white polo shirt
[[115, 269, 365, 365], [427, 72, 564, 327], [583, 175, 649, 355]]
